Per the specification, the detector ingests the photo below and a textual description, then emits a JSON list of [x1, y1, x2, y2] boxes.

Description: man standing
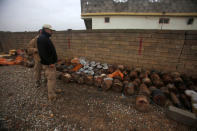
[[37, 24, 58, 101], [27, 29, 42, 88]]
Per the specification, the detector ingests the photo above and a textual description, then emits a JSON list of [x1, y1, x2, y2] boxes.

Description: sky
[[0, 0, 85, 32]]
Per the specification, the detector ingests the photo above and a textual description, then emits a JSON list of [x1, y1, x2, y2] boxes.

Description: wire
[[176, 31, 187, 70]]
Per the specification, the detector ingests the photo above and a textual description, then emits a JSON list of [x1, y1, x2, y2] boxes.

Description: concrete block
[[166, 106, 197, 127]]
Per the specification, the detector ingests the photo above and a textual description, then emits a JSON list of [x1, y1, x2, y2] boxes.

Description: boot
[[48, 92, 57, 101]]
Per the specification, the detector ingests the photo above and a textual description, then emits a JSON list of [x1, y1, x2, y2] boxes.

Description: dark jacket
[[37, 29, 57, 65]]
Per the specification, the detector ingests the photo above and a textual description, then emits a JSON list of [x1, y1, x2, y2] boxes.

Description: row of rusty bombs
[[124, 68, 197, 112], [58, 60, 197, 112]]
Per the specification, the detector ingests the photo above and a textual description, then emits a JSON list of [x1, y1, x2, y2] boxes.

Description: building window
[[113, 0, 128, 3], [105, 17, 110, 23], [187, 18, 194, 25], [159, 18, 170, 24], [149, 0, 161, 2]]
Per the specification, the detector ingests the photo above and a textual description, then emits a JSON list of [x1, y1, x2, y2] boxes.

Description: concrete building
[[81, 0, 197, 30]]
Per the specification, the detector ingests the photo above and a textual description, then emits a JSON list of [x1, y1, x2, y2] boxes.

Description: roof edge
[[81, 12, 197, 17]]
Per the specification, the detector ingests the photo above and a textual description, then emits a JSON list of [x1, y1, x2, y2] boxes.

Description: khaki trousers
[[34, 60, 42, 82], [42, 65, 57, 100]]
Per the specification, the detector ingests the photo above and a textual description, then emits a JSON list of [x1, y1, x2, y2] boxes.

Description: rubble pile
[[57, 57, 197, 113]]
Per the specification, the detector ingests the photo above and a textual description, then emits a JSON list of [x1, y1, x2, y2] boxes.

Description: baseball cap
[[42, 24, 55, 31]]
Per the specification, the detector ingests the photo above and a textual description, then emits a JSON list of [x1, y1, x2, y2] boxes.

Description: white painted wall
[[90, 16, 197, 30]]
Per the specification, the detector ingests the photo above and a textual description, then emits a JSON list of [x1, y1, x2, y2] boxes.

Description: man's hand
[[49, 64, 55, 68], [33, 48, 38, 53]]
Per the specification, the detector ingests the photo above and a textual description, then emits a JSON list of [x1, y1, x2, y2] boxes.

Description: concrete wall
[[0, 30, 197, 76], [91, 16, 197, 30]]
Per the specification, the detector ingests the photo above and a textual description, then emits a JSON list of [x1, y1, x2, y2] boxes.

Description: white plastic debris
[[88, 67, 93, 70], [89, 70, 94, 75], [96, 62, 100, 66], [79, 68, 84, 72], [103, 66, 108, 70], [84, 70, 89, 74], [102, 63, 107, 66], [97, 65, 102, 69], [101, 74, 106, 77], [84, 65, 89, 69], [80, 59, 86, 65], [79, 57, 86, 65], [90, 61, 96, 66], [54, 127, 59, 131], [104, 77, 113, 81]]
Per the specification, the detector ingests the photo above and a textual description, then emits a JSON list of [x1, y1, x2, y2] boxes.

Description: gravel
[[0, 65, 192, 131]]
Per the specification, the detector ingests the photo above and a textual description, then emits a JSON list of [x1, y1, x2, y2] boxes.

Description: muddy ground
[[0, 65, 192, 131]]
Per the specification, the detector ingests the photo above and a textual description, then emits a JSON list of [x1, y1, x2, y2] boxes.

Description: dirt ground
[[0, 65, 193, 131]]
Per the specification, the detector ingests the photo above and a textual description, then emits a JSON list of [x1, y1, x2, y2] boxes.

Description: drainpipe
[[138, 37, 143, 55], [67, 29, 72, 49], [161, 22, 163, 30]]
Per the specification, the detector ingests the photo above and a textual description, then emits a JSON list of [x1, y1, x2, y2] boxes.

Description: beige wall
[[0, 30, 197, 76], [91, 16, 197, 30]]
